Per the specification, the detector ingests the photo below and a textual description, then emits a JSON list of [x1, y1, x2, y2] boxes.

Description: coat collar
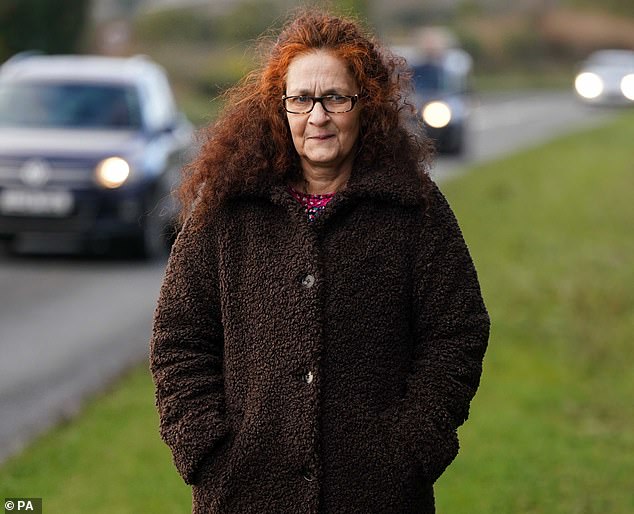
[[338, 161, 427, 207], [234, 161, 427, 209]]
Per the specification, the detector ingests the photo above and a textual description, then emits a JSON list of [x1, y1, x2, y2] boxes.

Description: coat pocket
[[192, 434, 233, 486], [420, 426, 459, 483]]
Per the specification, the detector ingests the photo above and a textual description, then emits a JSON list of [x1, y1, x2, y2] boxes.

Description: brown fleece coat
[[150, 162, 489, 514]]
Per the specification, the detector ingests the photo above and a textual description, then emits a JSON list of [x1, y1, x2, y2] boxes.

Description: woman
[[150, 10, 489, 514]]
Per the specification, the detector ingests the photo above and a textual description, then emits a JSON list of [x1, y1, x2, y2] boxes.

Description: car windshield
[[412, 63, 444, 92], [411, 63, 463, 94], [0, 81, 143, 129], [588, 51, 634, 68]]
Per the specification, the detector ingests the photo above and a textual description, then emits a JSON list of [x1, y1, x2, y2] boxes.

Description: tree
[[0, 0, 92, 63]]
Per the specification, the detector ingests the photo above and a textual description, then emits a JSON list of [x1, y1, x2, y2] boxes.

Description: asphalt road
[[0, 90, 615, 464], [0, 257, 165, 462]]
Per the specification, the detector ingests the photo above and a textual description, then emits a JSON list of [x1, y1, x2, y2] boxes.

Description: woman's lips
[[309, 134, 334, 140]]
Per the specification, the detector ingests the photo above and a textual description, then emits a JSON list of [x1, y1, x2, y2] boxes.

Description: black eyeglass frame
[[282, 94, 360, 114]]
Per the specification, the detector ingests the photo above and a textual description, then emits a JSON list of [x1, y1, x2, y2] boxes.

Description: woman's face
[[285, 50, 361, 176]]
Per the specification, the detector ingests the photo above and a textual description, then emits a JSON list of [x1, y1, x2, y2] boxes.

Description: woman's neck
[[295, 165, 352, 195]]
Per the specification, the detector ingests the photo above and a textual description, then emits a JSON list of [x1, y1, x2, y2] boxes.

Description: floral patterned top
[[288, 185, 336, 222]]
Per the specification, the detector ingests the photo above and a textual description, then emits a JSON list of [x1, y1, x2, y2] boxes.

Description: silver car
[[574, 49, 634, 106], [0, 53, 193, 257]]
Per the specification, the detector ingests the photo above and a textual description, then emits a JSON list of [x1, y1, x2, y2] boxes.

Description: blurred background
[[3, 0, 634, 124], [0, 1, 632, 513]]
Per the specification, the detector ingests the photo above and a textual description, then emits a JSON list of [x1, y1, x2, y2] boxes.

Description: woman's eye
[[296, 96, 310, 103], [329, 95, 347, 103]]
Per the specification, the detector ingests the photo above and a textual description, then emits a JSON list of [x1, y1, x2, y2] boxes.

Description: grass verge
[[436, 109, 634, 513], [1, 111, 633, 513], [472, 69, 574, 92]]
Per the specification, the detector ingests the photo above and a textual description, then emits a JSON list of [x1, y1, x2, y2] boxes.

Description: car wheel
[[140, 212, 171, 260], [446, 126, 465, 155], [131, 191, 175, 260]]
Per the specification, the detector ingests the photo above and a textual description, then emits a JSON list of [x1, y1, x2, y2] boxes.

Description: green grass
[[435, 110, 634, 513], [1, 111, 633, 513], [472, 69, 574, 92], [0, 368, 190, 513]]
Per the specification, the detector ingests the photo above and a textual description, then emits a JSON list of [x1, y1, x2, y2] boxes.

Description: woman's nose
[[308, 101, 330, 124]]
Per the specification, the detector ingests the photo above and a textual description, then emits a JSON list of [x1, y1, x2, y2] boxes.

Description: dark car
[[410, 48, 472, 155], [0, 53, 193, 257]]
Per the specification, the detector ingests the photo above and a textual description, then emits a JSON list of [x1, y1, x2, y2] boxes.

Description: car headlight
[[95, 157, 130, 189], [575, 72, 603, 99], [620, 74, 634, 101], [422, 101, 452, 128]]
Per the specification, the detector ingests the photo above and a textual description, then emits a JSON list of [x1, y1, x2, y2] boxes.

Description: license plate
[[0, 189, 74, 216]]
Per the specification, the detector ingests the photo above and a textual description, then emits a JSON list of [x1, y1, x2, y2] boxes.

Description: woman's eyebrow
[[286, 87, 350, 95]]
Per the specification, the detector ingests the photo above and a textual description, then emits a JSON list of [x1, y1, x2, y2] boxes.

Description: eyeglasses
[[282, 94, 359, 114]]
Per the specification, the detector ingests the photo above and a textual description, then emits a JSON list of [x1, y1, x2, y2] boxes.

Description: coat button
[[301, 371, 314, 384], [300, 274, 315, 288], [301, 465, 316, 482]]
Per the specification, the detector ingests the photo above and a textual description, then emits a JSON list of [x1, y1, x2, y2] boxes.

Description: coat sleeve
[[389, 185, 490, 482], [149, 211, 229, 485]]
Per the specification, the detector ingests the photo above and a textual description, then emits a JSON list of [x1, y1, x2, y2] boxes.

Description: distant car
[[409, 48, 473, 155], [0, 53, 193, 257], [574, 49, 634, 106]]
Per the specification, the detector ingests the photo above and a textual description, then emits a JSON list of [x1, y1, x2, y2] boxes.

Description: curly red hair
[[178, 9, 434, 224]]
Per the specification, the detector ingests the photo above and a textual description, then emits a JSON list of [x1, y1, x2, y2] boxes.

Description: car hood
[[585, 64, 633, 81], [414, 92, 468, 110], [0, 128, 147, 159]]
